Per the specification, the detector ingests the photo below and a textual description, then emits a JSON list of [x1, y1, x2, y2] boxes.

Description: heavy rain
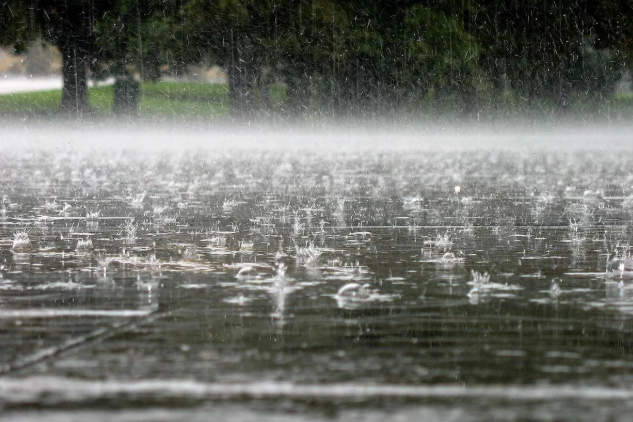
[[1, 1, 633, 421]]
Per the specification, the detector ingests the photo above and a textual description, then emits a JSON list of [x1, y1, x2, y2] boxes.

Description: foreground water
[[2, 143, 633, 420]]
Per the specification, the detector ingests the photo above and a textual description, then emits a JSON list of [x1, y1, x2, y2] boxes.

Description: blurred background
[[0, 0, 631, 122]]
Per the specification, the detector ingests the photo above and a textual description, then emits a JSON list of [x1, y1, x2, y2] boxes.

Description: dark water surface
[[2, 146, 633, 420]]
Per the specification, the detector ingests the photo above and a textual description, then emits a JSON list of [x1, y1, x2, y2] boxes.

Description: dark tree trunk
[[228, 33, 255, 120], [59, 39, 90, 115], [228, 37, 254, 120], [285, 69, 311, 117], [228, 58, 259, 119], [332, 64, 353, 119], [228, 64, 252, 119]]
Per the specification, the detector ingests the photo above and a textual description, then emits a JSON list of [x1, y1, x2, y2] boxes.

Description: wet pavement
[[1, 144, 633, 420]]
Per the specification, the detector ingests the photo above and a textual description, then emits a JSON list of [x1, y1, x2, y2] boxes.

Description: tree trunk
[[59, 40, 90, 115], [285, 69, 311, 118], [332, 64, 353, 119], [229, 60, 257, 120], [227, 30, 255, 120]]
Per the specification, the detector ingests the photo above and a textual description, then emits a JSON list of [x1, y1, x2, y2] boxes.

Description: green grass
[[0, 81, 232, 118], [89, 85, 113, 113], [613, 93, 633, 107], [141, 81, 229, 116], [0, 80, 630, 121], [0, 89, 62, 115], [143, 81, 229, 103]]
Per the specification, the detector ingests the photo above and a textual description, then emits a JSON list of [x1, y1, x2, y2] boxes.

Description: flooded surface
[[2, 142, 633, 420]]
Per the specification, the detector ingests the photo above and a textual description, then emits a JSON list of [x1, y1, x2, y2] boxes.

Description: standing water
[[1, 127, 633, 421]]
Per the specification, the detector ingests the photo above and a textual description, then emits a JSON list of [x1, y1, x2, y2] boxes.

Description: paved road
[[0, 75, 114, 94], [0, 75, 62, 94]]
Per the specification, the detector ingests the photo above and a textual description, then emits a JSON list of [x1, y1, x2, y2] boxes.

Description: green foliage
[[180, 0, 253, 67], [0, 90, 62, 115], [93, 0, 187, 81], [472, 0, 626, 108], [402, 6, 480, 100]]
